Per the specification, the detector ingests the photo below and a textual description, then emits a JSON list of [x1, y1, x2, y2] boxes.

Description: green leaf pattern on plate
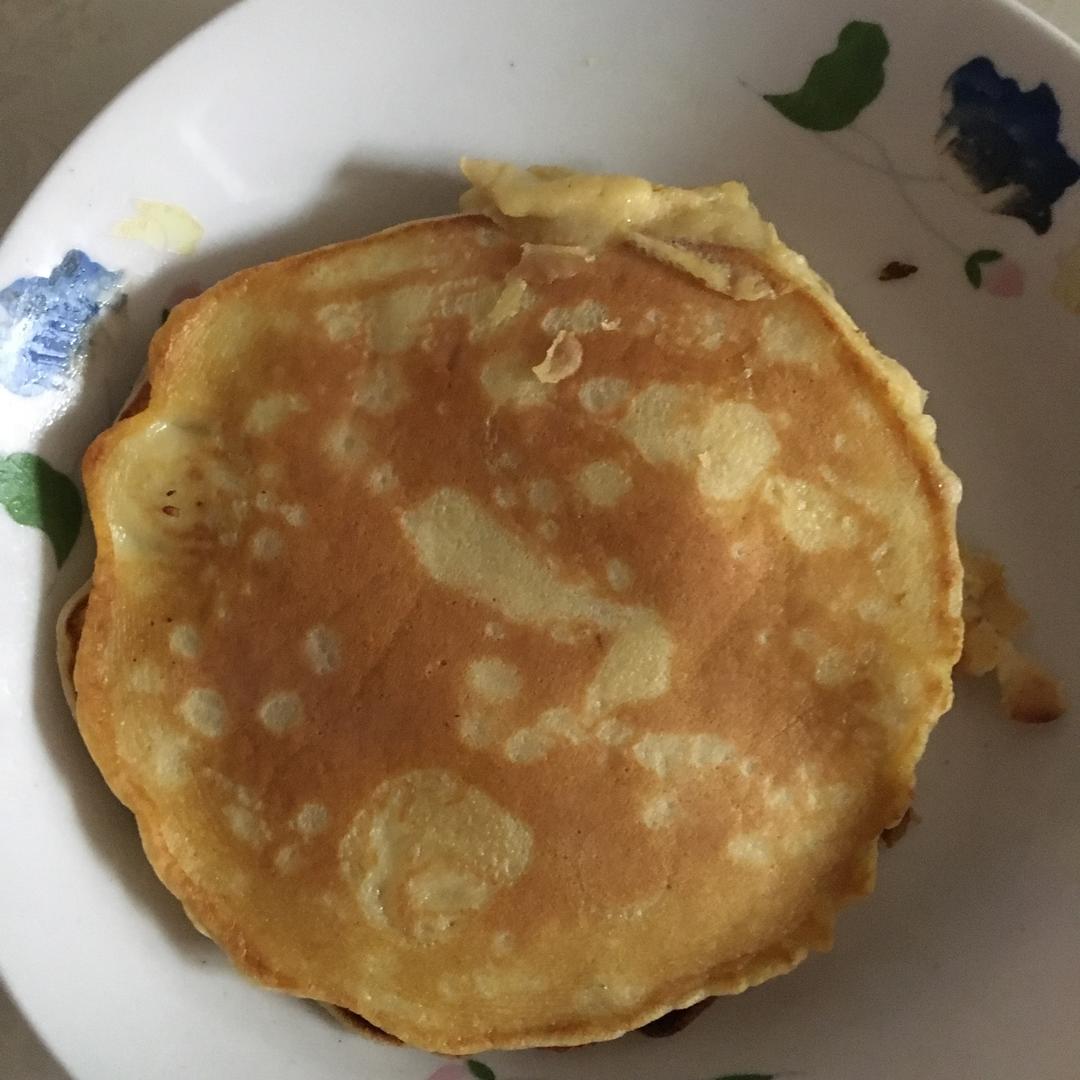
[[764, 20, 888, 131], [0, 451, 83, 566], [466, 1061, 497, 1080], [964, 248, 1004, 287]]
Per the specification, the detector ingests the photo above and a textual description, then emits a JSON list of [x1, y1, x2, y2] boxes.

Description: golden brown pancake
[[67, 162, 963, 1053]]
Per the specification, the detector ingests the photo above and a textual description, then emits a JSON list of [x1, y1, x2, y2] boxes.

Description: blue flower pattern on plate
[[937, 57, 1080, 235], [0, 249, 122, 397]]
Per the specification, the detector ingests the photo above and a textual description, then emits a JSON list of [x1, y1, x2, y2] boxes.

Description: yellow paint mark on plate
[[113, 199, 204, 255], [1051, 237, 1080, 314]]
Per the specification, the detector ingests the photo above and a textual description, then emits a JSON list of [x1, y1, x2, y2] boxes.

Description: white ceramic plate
[[2, 1, 1078, 1077]]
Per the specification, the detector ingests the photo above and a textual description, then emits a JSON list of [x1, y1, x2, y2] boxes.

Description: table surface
[[1, 1, 1077, 1076]]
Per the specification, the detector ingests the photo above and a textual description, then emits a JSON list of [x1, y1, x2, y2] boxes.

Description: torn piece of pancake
[[62, 160, 966, 1053], [958, 549, 1066, 723]]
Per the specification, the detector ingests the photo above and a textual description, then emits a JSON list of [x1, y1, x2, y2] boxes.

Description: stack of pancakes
[[59, 161, 962, 1053]]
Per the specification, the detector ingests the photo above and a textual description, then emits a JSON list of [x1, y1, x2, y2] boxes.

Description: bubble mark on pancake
[[179, 687, 227, 737], [323, 419, 370, 465], [244, 394, 308, 436], [366, 462, 399, 495], [165, 623, 199, 660], [340, 769, 532, 942], [537, 518, 559, 542], [274, 845, 300, 873], [251, 527, 283, 561], [758, 307, 832, 369], [294, 802, 329, 838], [621, 386, 779, 503], [304, 625, 341, 675], [225, 803, 270, 848], [763, 476, 860, 553], [575, 460, 632, 507], [128, 661, 165, 694], [579, 376, 630, 415], [280, 503, 307, 527], [467, 657, 523, 702], [353, 360, 410, 415], [259, 691, 304, 733], [606, 558, 633, 592]]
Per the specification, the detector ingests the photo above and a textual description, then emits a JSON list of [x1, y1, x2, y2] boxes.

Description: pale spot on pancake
[[353, 360, 409, 415], [606, 558, 633, 592], [538, 518, 559, 541], [274, 845, 300, 873], [697, 309, 728, 349], [259, 691, 303, 733], [541, 299, 618, 334], [304, 240, 444, 290], [504, 726, 556, 763], [294, 802, 329, 838], [401, 488, 674, 720], [438, 280, 502, 320], [575, 459, 632, 507], [756, 628, 771, 646], [483, 621, 506, 641], [368, 284, 435, 352], [257, 462, 283, 483], [304, 625, 341, 675], [532, 329, 583, 383], [595, 717, 633, 746], [459, 709, 498, 749], [480, 350, 553, 408], [169, 624, 200, 659], [815, 647, 856, 687], [280, 503, 307, 527], [833, 432, 847, 450], [254, 491, 275, 513], [317, 301, 367, 342], [764, 476, 859, 553], [323, 419, 371, 465], [150, 729, 191, 787], [728, 833, 770, 865], [758, 308, 832, 368], [632, 732, 735, 780], [340, 769, 532, 943], [366, 462, 399, 495], [620, 385, 779, 503], [244, 393, 308, 436], [857, 596, 887, 622], [467, 657, 522, 702], [578, 376, 631, 414], [586, 608, 673, 716], [179, 688, 226, 737], [493, 486, 518, 509], [765, 786, 793, 809], [527, 479, 561, 513], [225, 803, 270, 848], [641, 793, 676, 829], [251, 527, 283, 561], [492, 931, 513, 955], [504, 708, 588, 763], [494, 449, 521, 472]]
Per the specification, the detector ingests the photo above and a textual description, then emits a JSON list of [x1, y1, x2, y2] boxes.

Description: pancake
[[66, 161, 963, 1053]]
